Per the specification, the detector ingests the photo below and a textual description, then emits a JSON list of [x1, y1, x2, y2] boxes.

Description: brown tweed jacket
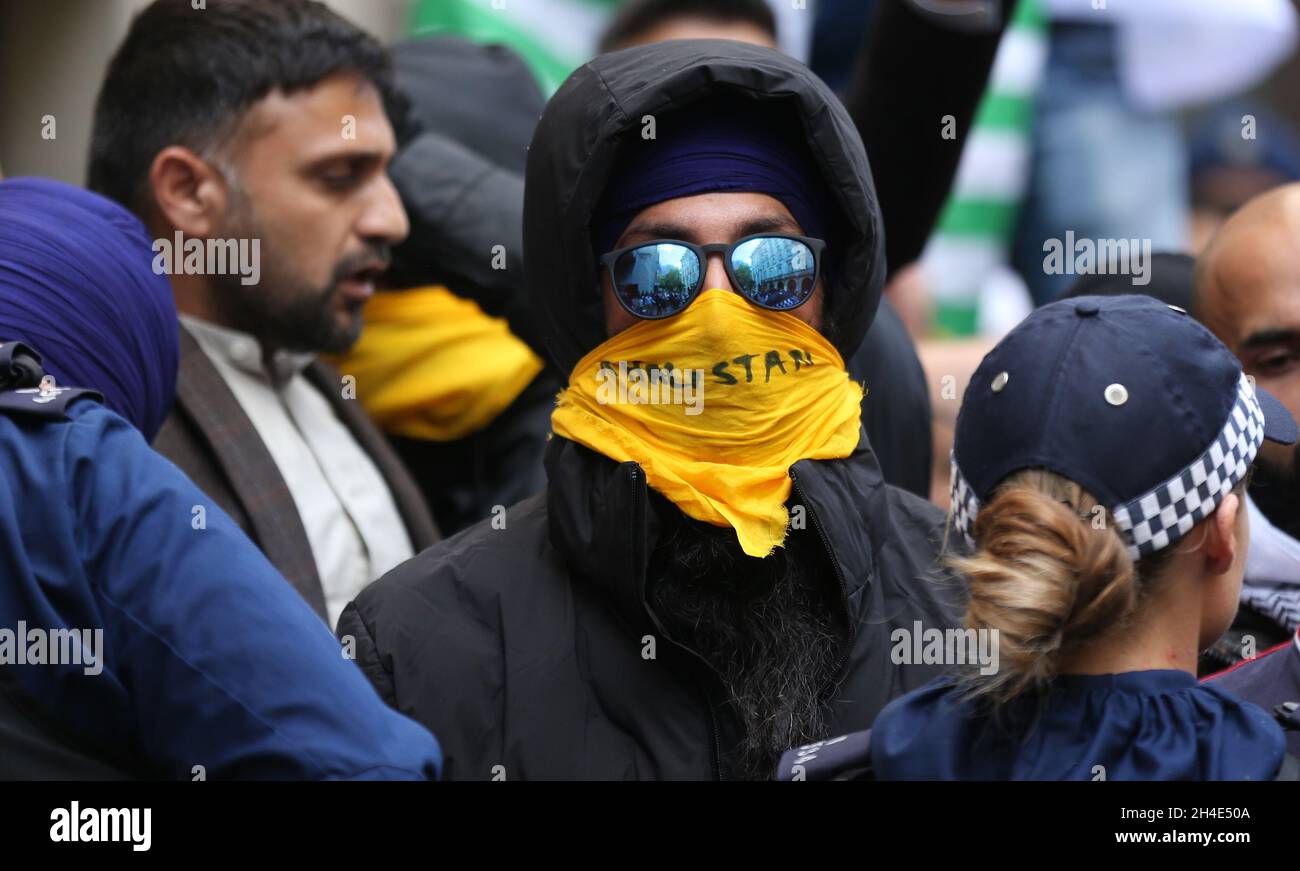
[[152, 325, 439, 621]]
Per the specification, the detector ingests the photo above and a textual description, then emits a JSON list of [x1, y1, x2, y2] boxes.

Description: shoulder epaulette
[[0, 341, 103, 421]]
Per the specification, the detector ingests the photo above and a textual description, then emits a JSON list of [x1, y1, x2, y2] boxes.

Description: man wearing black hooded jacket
[[338, 40, 961, 781]]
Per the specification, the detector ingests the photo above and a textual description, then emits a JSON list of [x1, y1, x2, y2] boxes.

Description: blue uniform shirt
[[870, 670, 1284, 780], [0, 394, 442, 779], [1207, 635, 1300, 757]]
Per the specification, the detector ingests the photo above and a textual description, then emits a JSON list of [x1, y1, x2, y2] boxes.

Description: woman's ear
[[1204, 492, 1242, 575]]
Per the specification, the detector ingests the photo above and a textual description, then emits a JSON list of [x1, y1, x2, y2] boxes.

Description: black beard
[[211, 267, 360, 355], [213, 200, 385, 354], [1250, 448, 1300, 539], [647, 505, 847, 780]]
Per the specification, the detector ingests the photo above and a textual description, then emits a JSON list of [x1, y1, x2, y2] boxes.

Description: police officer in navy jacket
[[780, 296, 1300, 781], [0, 177, 442, 779]]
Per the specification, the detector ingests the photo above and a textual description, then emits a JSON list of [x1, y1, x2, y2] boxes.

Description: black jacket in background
[[386, 37, 549, 358], [848, 298, 931, 497], [339, 40, 964, 780], [381, 37, 557, 534], [848, 0, 1012, 274], [843, 0, 1011, 497]]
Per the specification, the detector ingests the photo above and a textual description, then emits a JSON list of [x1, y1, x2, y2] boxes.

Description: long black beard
[[647, 509, 847, 780]]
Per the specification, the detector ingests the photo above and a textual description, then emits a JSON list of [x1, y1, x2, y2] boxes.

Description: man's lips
[[337, 261, 388, 303], [338, 276, 375, 303]]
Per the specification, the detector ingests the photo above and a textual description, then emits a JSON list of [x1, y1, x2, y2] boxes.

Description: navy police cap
[[951, 295, 1299, 560]]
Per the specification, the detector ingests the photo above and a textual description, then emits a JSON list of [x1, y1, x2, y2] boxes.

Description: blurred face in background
[[611, 16, 777, 50], [153, 71, 407, 354], [1188, 166, 1291, 255], [1198, 188, 1300, 479]]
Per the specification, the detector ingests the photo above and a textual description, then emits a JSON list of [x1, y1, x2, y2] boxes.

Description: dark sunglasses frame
[[599, 233, 826, 320]]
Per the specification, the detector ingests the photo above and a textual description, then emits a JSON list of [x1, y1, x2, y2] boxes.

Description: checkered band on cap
[[1111, 373, 1264, 560], [949, 451, 980, 550], [949, 373, 1265, 560]]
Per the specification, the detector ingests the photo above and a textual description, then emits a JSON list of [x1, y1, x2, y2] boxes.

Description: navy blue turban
[[591, 100, 835, 258], [0, 178, 178, 440]]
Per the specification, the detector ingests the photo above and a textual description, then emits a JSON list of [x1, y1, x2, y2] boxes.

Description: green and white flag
[[922, 0, 1047, 336], [409, 0, 618, 95], [407, 0, 811, 96]]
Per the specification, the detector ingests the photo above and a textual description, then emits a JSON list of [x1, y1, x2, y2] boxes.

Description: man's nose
[[703, 252, 735, 293], [356, 173, 409, 246]]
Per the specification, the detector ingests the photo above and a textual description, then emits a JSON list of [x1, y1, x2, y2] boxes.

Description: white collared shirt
[[181, 315, 413, 628]]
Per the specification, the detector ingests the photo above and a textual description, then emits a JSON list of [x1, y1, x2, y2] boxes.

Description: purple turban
[[591, 99, 834, 257], [0, 178, 178, 440]]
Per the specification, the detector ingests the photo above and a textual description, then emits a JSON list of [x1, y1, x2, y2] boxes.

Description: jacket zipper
[[630, 465, 726, 781], [790, 470, 854, 696]]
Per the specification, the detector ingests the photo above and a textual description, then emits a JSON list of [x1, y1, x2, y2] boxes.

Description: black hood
[[391, 36, 544, 174], [524, 39, 886, 375]]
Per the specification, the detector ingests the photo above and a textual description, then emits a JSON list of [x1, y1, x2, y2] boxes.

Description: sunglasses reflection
[[612, 236, 818, 318]]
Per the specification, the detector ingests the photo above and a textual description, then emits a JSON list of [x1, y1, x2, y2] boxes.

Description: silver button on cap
[[1104, 383, 1128, 406], [991, 371, 1009, 393]]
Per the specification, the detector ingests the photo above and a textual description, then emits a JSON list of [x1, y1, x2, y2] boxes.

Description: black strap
[[0, 341, 44, 390]]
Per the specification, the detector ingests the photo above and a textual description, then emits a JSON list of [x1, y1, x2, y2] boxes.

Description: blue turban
[[0, 178, 178, 440], [591, 99, 835, 257]]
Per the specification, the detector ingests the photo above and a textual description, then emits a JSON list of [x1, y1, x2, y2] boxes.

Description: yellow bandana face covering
[[551, 288, 863, 557], [327, 286, 544, 441]]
